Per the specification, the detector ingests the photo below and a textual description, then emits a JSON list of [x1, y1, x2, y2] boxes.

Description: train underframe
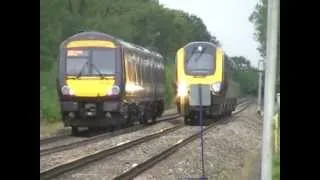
[[176, 96, 237, 125], [60, 99, 165, 135]]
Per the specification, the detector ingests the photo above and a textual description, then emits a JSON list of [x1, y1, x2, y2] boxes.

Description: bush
[[40, 65, 60, 123], [273, 155, 280, 180], [164, 62, 175, 108]]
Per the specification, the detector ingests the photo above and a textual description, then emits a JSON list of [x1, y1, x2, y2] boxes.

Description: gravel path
[[53, 126, 201, 180], [133, 103, 262, 180], [40, 119, 181, 173]]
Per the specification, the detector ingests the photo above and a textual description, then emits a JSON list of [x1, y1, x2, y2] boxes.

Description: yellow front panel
[[66, 76, 115, 97], [176, 47, 224, 85], [66, 40, 116, 48]]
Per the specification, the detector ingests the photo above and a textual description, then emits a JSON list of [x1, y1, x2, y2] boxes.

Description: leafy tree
[[231, 56, 259, 95], [249, 0, 280, 93]]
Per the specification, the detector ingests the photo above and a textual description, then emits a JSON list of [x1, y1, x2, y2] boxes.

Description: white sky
[[159, 0, 260, 67]]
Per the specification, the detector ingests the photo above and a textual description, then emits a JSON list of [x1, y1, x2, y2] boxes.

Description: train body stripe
[[66, 76, 115, 97], [66, 40, 116, 48]]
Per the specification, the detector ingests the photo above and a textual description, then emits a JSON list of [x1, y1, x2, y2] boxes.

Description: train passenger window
[[135, 55, 140, 85], [92, 49, 116, 75], [149, 59, 154, 84], [138, 55, 143, 86], [156, 64, 159, 85], [130, 57, 134, 83], [125, 53, 131, 82], [133, 55, 138, 84], [128, 52, 136, 83], [145, 59, 149, 84]]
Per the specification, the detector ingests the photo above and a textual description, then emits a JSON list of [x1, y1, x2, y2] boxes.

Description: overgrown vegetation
[[273, 154, 280, 180], [231, 56, 259, 96]]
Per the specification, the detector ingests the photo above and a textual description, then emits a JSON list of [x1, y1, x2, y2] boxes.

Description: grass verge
[[273, 154, 280, 180]]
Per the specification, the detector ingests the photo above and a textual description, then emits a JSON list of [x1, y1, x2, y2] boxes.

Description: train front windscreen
[[184, 43, 215, 76], [66, 48, 116, 76], [185, 53, 213, 75], [184, 45, 215, 76]]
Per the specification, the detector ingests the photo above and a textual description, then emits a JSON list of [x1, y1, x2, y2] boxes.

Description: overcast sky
[[159, 0, 260, 67]]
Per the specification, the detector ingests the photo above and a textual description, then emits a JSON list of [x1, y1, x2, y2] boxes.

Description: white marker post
[[257, 59, 264, 114], [261, 0, 279, 179]]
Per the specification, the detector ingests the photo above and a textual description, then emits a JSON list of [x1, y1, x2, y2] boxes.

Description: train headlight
[[61, 85, 75, 96], [177, 82, 188, 97], [211, 82, 222, 93], [107, 85, 121, 96]]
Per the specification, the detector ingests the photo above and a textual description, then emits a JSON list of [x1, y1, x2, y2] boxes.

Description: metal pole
[[198, 85, 205, 178], [257, 60, 264, 113], [261, 0, 279, 178]]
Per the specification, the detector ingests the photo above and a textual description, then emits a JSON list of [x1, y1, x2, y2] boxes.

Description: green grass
[[273, 154, 280, 180], [40, 65, 61, 123], [40, 121, 64, 137], [273, 112, 280, 180], [164, 62, 175, 108]]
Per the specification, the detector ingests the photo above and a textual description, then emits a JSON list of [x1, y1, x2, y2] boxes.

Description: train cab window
[[66, 57, 89, 75], [91, 49, 116, 75], [66, 49, 90, 75], [185, 52, 214, 75]]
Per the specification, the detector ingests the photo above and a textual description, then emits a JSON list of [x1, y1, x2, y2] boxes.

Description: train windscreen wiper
[[76, 60, 90, 79], [187, 46, 207, 64], [192, 47, 207, 63], [90, 62, 106, 79]]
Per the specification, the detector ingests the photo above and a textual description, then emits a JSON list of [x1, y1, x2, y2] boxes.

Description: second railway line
[[40, 113, 180, 156]]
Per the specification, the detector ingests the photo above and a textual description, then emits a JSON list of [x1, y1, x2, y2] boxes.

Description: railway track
[[40, 97, 248, 146], [40, 124, 184, 180], [40, 111, 179, 146], [40, 113, 180, 156], [40, 134, 70, 146], [114, 100, 251, 180], [40, 99, 251, 180]]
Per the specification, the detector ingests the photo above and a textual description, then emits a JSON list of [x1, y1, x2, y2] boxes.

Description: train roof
[[182, 41, 239, 70], [183, 41, 218, 49], [60, 31, 163, 59]]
